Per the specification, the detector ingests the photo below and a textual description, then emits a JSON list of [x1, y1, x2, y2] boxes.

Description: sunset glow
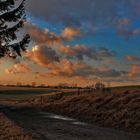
[[1, 0, 140, 87]]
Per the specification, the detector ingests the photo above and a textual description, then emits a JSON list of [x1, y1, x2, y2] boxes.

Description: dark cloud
[[26, 45, 60, 67], [94, 68, 122, 78], [26, 23, 115, 62], [42, 60, 123, 79], [26, 0, 140, 27], [97, 47, 115, 58], [60, 45, 98, 60], [60, 45, 115, 61]]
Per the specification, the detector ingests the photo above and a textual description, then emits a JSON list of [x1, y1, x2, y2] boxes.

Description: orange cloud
[[49, 59, 75, 77], [42, 59, 122, 79], [59, 45, 95, 60], [129, 65, 140, 77], [26, 45, 60, 67], [61, 27, 81, 40], [23, 22, 120, 84], [26, 23, 114, 62], [26, 22, 62, 46], [59, 45, 114, 60], [26, 23, 81, 45], [126, 56, 140, 62], [5, 63, 31, 74]]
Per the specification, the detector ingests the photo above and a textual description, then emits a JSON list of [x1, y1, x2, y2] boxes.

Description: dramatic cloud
[[60, 45, 115, 60], [26, 45, 60, 67], [26, 22, 82, 44], [25, 45, 121, 79], [59, 45, 98, 60], [1, 0, 140, 86], [43, 60, 122, 79], [26, 23, 115, 62], [22, 21, 120, 82]]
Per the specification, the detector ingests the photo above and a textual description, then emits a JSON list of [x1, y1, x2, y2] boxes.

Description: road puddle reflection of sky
[[39, 111, 87, 126]]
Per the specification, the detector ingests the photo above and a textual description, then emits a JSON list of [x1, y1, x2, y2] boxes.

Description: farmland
[[0, 86, 140, 140]]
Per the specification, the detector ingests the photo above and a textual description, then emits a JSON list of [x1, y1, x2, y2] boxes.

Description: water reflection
[[39, 111, 87, 126]]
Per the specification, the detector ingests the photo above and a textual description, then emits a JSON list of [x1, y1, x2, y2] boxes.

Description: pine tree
[[0, 0, 30, 58]]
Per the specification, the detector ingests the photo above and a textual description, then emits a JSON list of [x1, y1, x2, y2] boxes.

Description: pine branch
[[0, 23, 7, 30], [0, 0, 25, 23], [10, 33, 30, 52], [0, 0, 30, 58], [8, 34, 30, 57], [0, 0, 16, 11], [0, 34, 30, 58], [0, 20, 24, 42]]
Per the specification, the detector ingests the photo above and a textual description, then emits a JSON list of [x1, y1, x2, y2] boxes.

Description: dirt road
[[2, 106, 140, 140]]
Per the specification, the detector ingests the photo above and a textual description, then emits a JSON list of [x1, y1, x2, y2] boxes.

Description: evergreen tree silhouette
[[0, 0, 30, 58]]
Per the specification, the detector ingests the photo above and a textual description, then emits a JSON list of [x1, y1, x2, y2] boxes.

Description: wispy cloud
[[5, 63, 31, 74]]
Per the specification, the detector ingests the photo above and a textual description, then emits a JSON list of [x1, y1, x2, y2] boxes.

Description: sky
[[1, 0, 140, 87]]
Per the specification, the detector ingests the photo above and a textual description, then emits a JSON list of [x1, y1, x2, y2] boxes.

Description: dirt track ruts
[[2, 106, 140, 140]]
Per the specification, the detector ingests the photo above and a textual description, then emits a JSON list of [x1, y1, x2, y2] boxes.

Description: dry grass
[[29, 89, 140, 133], [0, 113, 36, 140]]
